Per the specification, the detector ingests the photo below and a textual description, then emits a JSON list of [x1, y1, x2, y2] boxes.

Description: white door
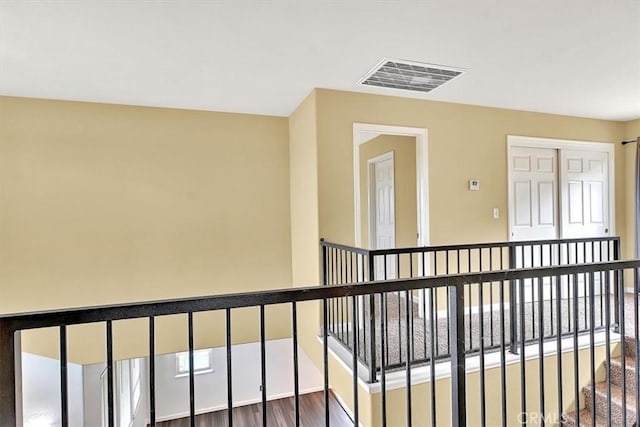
[[369, 152, 395, 280], [509, 143, 612, 301], [509, 147, 559, 242], [509, 147, 558, 301], [560, 150, 610, 239]]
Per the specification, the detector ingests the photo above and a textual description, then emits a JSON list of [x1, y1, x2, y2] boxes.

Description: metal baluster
[[583, 243, 588, 331], [479, 281, 486, 427], [519, 278, 527, 425], [537, 277, 545, 427], [555, 272, 564, 424], [292, 302, 300, 427], [572, 273, 580, 427], [619, 269, 627, 427], [634, 267, 640, 427], [566, 244, 572, 334], [384, 256, 390, 365], [467, 249, 473, 351], [226, 309, 233, 427], [530, 245, 535, 339], [396, 255, 402, 365], [405, 289, 412, 427], [106, 320, 114, 427], [381, 292, 387, 427], [599, 243, 604, 327], [444, 250, 449, 354], [430, 287, 437, 427], [549, 245, 554, 337], [259, 306, 268, 426], [588, 272, 596, 426], [188, 312, 195, 427], [500, 279, 507, 427], [323, 299, 330, 427], [450, 283, 467, 427], [422, 252, 428, 361], [605, 270, 613, 427], [149, 317, 156, 427], [351, 295, 359, 426], [59, 326, 68, 427]]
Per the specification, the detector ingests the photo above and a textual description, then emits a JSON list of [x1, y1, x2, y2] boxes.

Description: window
[[176, 349, 213, 376]]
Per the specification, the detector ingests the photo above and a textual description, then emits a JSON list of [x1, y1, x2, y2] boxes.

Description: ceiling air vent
[[358, 59, 465, 93]]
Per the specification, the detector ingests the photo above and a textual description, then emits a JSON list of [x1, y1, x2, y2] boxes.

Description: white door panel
[[510, 147, 558, 241], [560, 150, 609, 238]]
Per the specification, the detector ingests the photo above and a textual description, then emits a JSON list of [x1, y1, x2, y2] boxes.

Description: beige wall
[[288, 91, 325, 371], [370, 344, 616, 427], [289, 91, 320, 289], [624, 119, 640, 259], [0, 96, 293, 363], [359, 134, 417, 249], [315, 89, 628, 253]]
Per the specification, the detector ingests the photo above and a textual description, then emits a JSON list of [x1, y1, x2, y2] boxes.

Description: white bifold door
[[509, 143, 611, 301], [560, 149, 609, 238]]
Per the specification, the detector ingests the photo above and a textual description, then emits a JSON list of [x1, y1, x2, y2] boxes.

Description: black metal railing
[[0, 260, 638, 426], [321, 237, 621, 382]]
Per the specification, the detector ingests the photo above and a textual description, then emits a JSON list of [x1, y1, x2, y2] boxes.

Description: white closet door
[[509, 147, 559, 242], [560, 150, 610, 238]]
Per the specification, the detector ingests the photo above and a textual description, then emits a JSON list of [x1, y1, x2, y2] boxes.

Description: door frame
[[353, 123, 429, 248], [507, 135, 615, 240]]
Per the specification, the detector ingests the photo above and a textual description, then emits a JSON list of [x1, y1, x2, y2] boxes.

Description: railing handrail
[[1, 259, 637, 333], [320, 235, 620, 257]]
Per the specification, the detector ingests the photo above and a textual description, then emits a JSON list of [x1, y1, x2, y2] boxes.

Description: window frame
[[175, 349, 214, 377]]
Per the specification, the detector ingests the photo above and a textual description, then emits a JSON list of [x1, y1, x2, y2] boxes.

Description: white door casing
[[353, 123, 429, 248], [354, 123, 430, 316]]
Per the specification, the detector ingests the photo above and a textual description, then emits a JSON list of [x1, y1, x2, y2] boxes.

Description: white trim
[[353, 123, 429, 248], [507, 135, 615, 240], [175, 349, 214, 377], [367, 330, 620, 394]]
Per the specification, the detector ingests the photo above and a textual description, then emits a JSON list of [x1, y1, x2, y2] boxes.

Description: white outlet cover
[[469, 179, 480, 190]]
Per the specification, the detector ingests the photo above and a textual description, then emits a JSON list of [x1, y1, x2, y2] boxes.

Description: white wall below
[[155, 338, 323, 422], [21, 352, 84, 427]]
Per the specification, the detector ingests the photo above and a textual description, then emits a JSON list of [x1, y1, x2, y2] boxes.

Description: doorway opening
[[353, 123, 429, 250]]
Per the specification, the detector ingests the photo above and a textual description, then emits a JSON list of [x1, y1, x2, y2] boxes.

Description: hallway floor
[[154, 391, 352, 427]]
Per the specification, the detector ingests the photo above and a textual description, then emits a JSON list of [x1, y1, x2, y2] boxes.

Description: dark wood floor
[[155, 391, 353, 426]]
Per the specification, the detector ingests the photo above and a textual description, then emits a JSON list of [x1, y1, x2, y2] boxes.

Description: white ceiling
[[1, 1, 639, 120]]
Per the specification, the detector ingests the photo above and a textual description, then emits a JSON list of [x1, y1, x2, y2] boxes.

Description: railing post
[[367, 253, 377, 383], [449, 283, 466, 427], [320, 239, 328, 287], [0, 321, 21, 426], [613, 238, 621, 332], [508, 245, 518, 354]]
